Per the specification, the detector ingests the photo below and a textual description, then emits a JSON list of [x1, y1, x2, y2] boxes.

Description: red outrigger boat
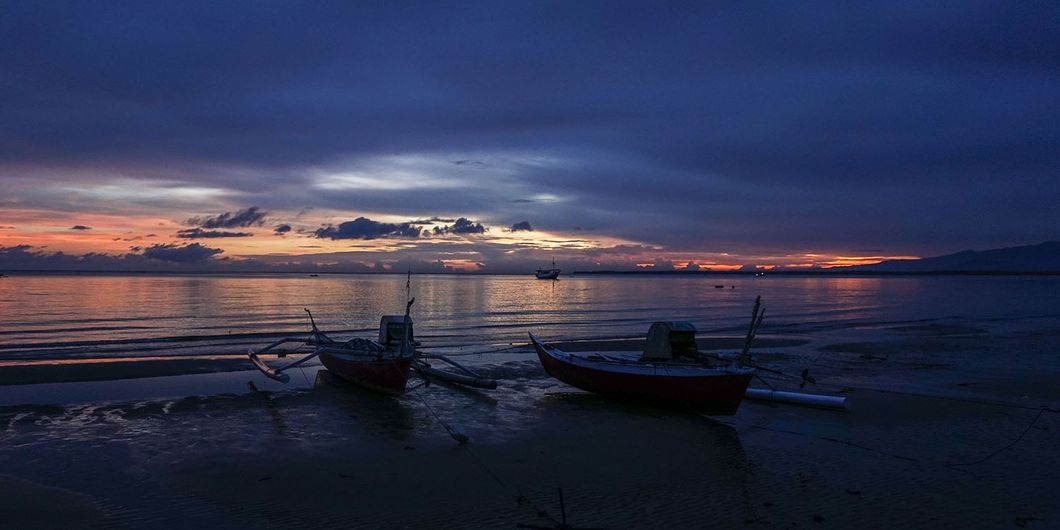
[[317, 336, 415, 395], [529, 318, 758, 414], [249, 286, 496, 395], [529, 332, 754, 414], [248, 308, 417, 394]]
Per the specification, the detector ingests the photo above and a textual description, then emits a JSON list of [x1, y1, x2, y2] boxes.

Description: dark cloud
[[648, 258, 673, 271], [70, 225, 92, 230], [0, 245, 118, 270], [1, 2, 1059, 257], [187, 207, 266, 229], [176, 228, 253, 239], [0, 243, 221, 270], [0, 245, 34, 257], [408, 217, 456, 225], [314, 217, 422, 240], [371, 258, 463, 274], [508, 221, 533, 232], [141, 243, 224, 263], [0, 226, 15, 230], [432, 218, 486, 236], [273, 224, 292, 235]]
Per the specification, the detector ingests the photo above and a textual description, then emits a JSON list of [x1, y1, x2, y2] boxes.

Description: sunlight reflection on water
[[1, 273, 1058, 354]]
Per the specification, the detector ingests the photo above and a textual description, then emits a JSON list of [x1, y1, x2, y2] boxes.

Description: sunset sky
[[2, 1, 1058, 273]]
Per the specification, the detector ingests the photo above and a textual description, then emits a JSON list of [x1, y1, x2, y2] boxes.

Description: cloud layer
[[187, 207, 267, 229], [315, 218, 422, 240], [1, 1, 1058, 270]]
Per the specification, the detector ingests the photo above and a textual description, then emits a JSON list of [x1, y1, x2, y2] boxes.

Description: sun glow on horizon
[[0, 204, 924, 272]]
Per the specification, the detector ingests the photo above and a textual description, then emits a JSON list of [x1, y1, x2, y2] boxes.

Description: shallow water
[[2, 274, 1059, 528], [3, 273, 1059, 357]]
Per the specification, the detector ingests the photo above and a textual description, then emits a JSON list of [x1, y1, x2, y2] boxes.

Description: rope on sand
[[409, 386, 469, 444], [407, 385, 566, 527], [459, 442, 564, 529], [946, 407, 1059, 468], [720, 419, 920, 463], [725, 404, 1055, 468]]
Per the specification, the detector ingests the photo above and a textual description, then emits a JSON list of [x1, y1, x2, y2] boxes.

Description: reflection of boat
[[535, 258, 560, 279], [529, 320, 756, 415]]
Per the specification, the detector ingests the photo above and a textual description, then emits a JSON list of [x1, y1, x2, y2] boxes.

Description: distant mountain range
[[575, 241, 1060, 275], [841, 241, 1060, 273]]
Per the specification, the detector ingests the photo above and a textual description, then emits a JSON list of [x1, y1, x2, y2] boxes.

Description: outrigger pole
[[740, 296, 765, 358], [247, 308, 331, 383], [724, 297, 847, 410], [402, 269, 414, 358]]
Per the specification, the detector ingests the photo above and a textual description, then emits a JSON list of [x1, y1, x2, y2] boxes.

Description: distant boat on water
[[535, 258, 561, 280]]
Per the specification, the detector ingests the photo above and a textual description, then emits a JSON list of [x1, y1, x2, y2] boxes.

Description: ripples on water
[[1, 273, 1059, 358]]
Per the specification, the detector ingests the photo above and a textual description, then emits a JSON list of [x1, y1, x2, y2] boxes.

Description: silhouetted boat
[[249, 276, 496, 394], [535, 258, 560, 279], [529, 321, 755, 414], [249, 309, 416, 394]]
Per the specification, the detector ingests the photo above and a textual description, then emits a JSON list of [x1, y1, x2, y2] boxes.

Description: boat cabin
[[640, 321, 700, 361], [378, 315, 418, 348]]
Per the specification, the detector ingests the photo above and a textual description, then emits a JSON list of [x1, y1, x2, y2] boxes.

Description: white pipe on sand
[[744, 388, 849, 411]]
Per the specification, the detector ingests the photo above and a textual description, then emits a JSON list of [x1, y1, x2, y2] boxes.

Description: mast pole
[[401, 269, 413, 356]]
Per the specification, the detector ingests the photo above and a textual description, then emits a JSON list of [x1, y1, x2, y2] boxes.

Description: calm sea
[[2, 273, 1059, 361]]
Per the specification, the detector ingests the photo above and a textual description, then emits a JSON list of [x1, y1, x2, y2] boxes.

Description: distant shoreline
[[572, 269, 1060, 276], [2, 269, 1060, 277]]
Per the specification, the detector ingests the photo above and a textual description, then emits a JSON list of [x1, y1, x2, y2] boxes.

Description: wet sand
[[1, 320, 1059, 528]]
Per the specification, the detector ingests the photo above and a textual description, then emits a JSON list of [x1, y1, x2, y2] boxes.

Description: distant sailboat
[[535, 258, 560, 280]]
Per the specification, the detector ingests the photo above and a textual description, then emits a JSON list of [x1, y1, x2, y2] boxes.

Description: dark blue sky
[[1, 1, 1058, 272]]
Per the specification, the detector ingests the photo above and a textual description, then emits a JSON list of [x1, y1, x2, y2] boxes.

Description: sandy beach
[[1, 318, 1057, 529]]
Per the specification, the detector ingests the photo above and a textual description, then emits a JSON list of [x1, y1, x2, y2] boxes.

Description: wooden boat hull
[[530, 333, 754, 414], [535, 269, 560, 279], [319, 352, 413, 395]]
